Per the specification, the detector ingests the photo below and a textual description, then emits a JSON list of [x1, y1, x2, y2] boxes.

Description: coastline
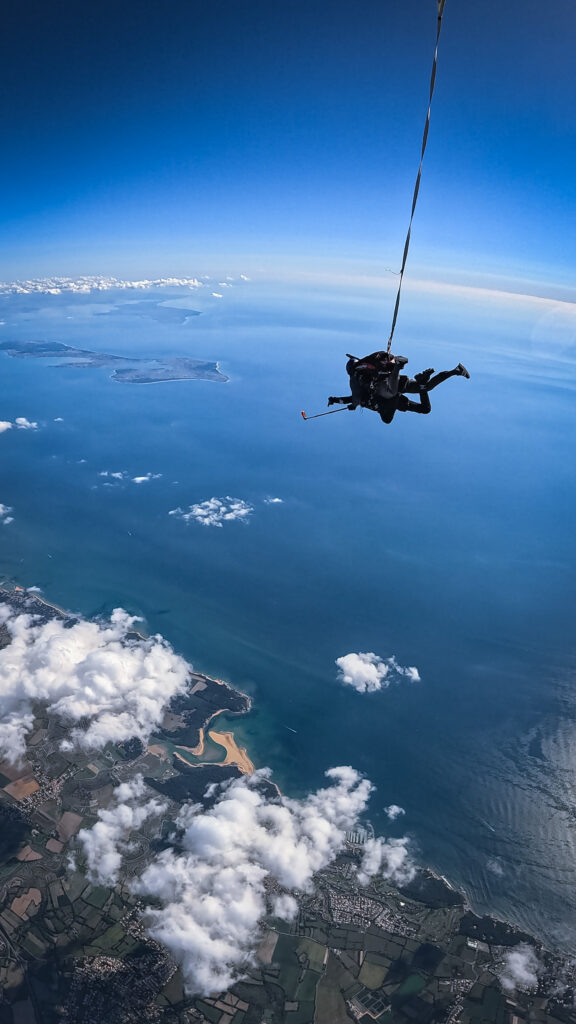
[[110, 374, 230, 385], [0, 583, 255, 780], [0, 583, 551, 956]]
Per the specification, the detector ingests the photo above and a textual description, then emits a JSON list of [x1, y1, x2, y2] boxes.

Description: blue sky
[[2, 0, 575, 287]]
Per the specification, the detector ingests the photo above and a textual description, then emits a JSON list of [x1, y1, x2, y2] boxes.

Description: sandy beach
[[207, 729, 254, 775]]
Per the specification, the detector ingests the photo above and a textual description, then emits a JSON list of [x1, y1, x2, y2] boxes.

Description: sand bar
[[207, 730, 254, 775]]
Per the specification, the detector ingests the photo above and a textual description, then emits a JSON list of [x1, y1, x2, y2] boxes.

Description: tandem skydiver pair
[[327, 350, 470, 424]]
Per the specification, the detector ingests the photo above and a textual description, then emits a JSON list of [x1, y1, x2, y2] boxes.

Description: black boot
[[456, 363, 470, 379]]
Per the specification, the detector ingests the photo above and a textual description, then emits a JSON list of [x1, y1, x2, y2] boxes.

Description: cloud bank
[[336, 652, 420, 693], [126, 766, 413, 995], [499, 944, 542, 993], [0, 275, 204, 295], [0, 605, 190, 763], [169, 497, 253, 528]]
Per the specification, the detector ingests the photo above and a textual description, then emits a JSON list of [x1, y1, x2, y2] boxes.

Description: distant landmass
[[95, 299, 202, 324], [0, 339, 229, 385]]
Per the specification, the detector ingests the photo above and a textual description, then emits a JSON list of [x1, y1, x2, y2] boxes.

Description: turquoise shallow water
[[1, 277, 576, 949]]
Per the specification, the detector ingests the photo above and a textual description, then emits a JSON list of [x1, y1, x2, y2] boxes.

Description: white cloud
[[131, 766, 396, 995], [212, 292, 223, 298], [169, 497, 253, 528], [357, 836, 416, 887], [132, 473, 162, 484], [99, 470, 162, 485], [99, 470, 128, 480], [76, 775, 167, 885], [0, 605, 190, 764], [0, 417, 39, 433], [14, 417, 38, 430], [499, 944, 542, 993], [336, 652, 421, 694], [385, 804, 405, 821], [263, 497, 283, 504], [54, 417, 64, 423], [0, 504, 14, 525], [0, 275, 204, 295], [271, 894, 298, 921], [239, 275, 250, 281]]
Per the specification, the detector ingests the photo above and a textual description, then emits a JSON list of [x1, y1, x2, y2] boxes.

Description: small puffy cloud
[[76, 775, 166, 885], [357, 836, 416, 887], [99, 470, 162, 485], [499, 944, 542, 993], [0, 417, 39, 433], [211, 292, 223, 298], [264, 497, 283, 504], [0, 504, 14, 525], [385, 804, 405, 821], [0, 605, 190, 764], [132, 766, 380, 995], [99, 470, 128, 481], [336, 652, 421, 694], [132, 473, 162, 484], [54, 417, 64, 423], [169, 497, 253, 528], [239, 274, 250, 281]]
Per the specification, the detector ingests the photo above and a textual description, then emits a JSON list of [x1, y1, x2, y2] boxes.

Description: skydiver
[[330, 351, 407, 408], [328, 354, 470, 423]]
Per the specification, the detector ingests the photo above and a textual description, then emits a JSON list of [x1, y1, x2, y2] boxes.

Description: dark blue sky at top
[[2, 0, 575, 282]]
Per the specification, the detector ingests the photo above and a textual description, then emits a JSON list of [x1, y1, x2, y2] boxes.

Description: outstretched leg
[[426, 363, 469, 391], [328, 394, 354, 406]]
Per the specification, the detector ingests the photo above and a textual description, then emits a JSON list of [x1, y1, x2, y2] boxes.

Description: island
[[95, 299, 202, 324], [0, 339, 229, 385]]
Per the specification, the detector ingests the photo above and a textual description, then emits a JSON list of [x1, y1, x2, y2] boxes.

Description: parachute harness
[[386, 0, 447, 354]]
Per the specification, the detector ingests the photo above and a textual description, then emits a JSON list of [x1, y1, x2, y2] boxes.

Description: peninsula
[[0, 339, 229, 385]]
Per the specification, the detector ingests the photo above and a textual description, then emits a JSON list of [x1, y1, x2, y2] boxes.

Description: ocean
[[1, 273, 576, 950]]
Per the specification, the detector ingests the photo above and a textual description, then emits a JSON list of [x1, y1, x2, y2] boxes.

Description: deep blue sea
[[1, 274, 576, 950]]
